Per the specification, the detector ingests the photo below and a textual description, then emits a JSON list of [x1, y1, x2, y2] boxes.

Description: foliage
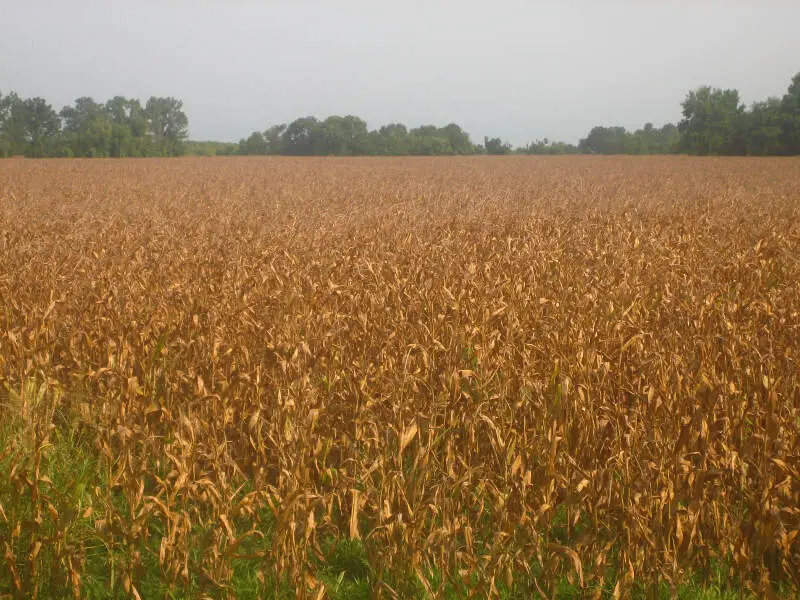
[[184, 140, 239, 156], [3, 70, 800, 158], [484, 136, 513, 155], [0, 92, 188, 158], [578, 123, 679, 155], [144, 96, 189, 156], [232, 118, 480, 157], [1, 156, 799, 598], [678, 87, 746, 155], [779, 72, 800, 154], [520, 138, 581, 155]]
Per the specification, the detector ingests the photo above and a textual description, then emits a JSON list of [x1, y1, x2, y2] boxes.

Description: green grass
[[0, 381, 794, 599]]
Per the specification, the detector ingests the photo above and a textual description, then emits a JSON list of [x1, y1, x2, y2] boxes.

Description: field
[[1, 156, 799, 599]]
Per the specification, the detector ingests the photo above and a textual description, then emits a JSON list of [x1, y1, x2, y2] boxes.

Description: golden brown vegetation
[[1, 156, 799, 598]]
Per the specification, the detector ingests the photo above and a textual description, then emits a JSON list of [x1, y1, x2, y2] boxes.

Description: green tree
[[523, 138, 580, 155], [264, 124, 287, 154], [657, 123, 680, 153], [105, 96, 146, 156], [282, 117, 324, 155], [410, 126, 452, 155], [59, 97, 114, 156], [678, 86, 746, 155], [60, 97, 103, 133], [108, 123, 134, 157], [234, 124, 287, 155], [579, 126, 631, 154], [22, 97, 60, 157], [441, 123, 474, 154], [744, 98, 784, 156], [373, 123, 409, 155], [0, 91, 28, 156], [144, 97, 189, 156], [0, 91, 12, 157], [105, 96, 142, 125], [317, 115, 371, 155], [184, 140, 237, 156], [484, 136, 512, 155], [779, 72, 800, 155], [238, 131, 268, 155], [625, 123, 679, 154]]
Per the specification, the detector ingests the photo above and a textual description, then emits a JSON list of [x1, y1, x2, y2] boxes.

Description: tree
[[523, 138, 580, 155], [579, 126, 631, 154], [657, 123, 680, 154], [109, 123, 134, 157], [264, 124, 287, 154], [0, 91, 12, 157], [779, 72, 800, 155], [282, 117, 324, 155], [60, 97, 117, 156], [22, 97, 60, 157], [744, 98, 783, 156], [184, 140, 238, 156], [2, 92, 191, 158], [441, 123, 474, 154], [238, 131, 268, 155], [0, 91, 10, 124], [60, 97, 103, 133], [104, 96, 148, 156], [409, 127, 452, 155], [374, 123, 409, 155], [484, 136, 512, 155], [105, 96, 142, 125], [678, 86, 746, 155], [0, 91, 27, 156], [321, 115, 371, 155], [144, 97, 188, 156], [621, 123, 679, 154]]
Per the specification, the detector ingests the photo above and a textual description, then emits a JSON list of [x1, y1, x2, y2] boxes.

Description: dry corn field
[[1, 156, 799, 599]]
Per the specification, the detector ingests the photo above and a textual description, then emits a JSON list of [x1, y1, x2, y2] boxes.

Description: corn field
[[1, 156, 799, 598]]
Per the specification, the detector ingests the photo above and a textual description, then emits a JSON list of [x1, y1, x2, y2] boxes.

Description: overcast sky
[[2, 1, 799, 145]]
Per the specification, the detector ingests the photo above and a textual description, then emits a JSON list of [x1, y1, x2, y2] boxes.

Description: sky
[[2, 0, 800, 146]]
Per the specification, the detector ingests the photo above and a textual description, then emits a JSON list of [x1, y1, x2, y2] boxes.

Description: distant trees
[[143, 97, 189, 156], [183, 140, 237, 156], [246, 70, 796, 156], [60, 96, 112, 157], [0, 92, 188, 157], [372, 123, 409, 155], [441, 123, 474, 154], [678, 87, 745, 155], [744, 98, 783, 156], [520, 138, 580, 155], [233, 118, 480, 156], [322, 115, 371, 155], [483, 136, 512, 155], [676, 72, 800, 155], [407, 126, 451, 155], [3, 70, 800, 158], [630, 123, 680, 154], [22, 98, 61, 157], [577, 123, 679, 155], [569, 71, 799, 156], [579, 126, 631, 155], [0, 92, 59, 157], [779, 72, 800, 154]]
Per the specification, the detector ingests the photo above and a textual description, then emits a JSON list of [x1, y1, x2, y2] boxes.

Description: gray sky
[[2, 0, 799, 145]]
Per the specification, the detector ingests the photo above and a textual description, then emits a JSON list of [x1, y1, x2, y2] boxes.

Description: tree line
[[213, 120, 677, 157], [2, 70, 799, 158], [0, 93, 188, 157]]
